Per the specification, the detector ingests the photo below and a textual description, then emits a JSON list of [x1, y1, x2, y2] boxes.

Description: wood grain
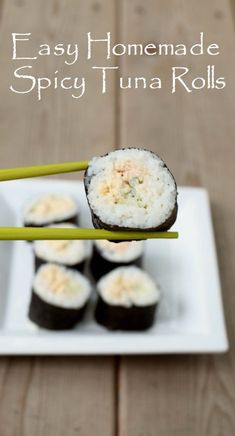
[[0, 1, 117, 436], [0, 0, 235, 435], [0, 0, 116, 175], [0, 357, 116, 436], [229, 0, 235, 20], [0, 0, 4, 22], [118, 0, 235, 435]]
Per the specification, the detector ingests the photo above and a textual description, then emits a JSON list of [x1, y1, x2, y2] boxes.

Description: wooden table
[[0, 1, 235, 434]]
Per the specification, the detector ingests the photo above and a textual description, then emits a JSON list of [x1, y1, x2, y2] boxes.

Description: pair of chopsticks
[[0, 161, 179, 241]]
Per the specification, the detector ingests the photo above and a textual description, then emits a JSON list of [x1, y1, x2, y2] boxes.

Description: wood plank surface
[[118, 1, 235, 435], [0, 0, 116, 174], [0, 0, 235, 436], [0, 357, 116, 436], [0, 1, 117, 436]]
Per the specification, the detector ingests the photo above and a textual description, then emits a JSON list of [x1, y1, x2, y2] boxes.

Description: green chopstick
[[0, 161, 89, 181], [0, 227, 178, 241], [0, 162, 179, 242]]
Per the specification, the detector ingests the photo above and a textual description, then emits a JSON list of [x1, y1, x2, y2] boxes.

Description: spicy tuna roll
[[95, 266, 160, 331], [33, 223, 88, 272], [90, 240, 144, 280], [29, 264, 92, 330], [84, 148, 177, 234], [23, 193, 79, 227]]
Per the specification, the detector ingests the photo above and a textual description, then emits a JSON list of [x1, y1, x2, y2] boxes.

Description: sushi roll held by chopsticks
[[95, 266, 160, 331], [84, 148, 178, 233], [0, 147, 179, 242], [29, 264, 92, 330]]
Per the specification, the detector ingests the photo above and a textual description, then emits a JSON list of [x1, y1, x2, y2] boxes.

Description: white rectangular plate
[[0, 179, 228, 354]]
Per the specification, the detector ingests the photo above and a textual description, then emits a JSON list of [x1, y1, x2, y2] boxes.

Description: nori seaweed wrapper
[[28, 291, 87, 330], [89, 244, 142, 281], [95, 295, 157, 331], [84, 148, 178, 241]]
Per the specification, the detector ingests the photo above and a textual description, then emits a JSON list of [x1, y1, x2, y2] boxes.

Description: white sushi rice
[[33, 223, 88, 265], [23, 193, 78, 225], [95, 240, 144, 262], [33, 264, 92, 308], [97, 266, 160, 307], [86, 148, 176, 229]]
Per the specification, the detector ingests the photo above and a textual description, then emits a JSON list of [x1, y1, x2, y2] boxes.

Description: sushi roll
[[84, 148, 178, 234], [95, 266, 160, 331], [90, 240, 144, 280], [29, 263, 92, 330], [33, 223, 88, 272], [23, 193, 79, 227]]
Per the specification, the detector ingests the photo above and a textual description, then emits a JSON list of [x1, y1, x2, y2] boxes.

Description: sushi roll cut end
[[84, 148, 178, 232], [29, 264, 91, 330], [23, 193, 79, 226], [95, 266, 160, 331], [90, 240, 144, 280], [94, 240, 144, 263], [33, 223, 88, 271]]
